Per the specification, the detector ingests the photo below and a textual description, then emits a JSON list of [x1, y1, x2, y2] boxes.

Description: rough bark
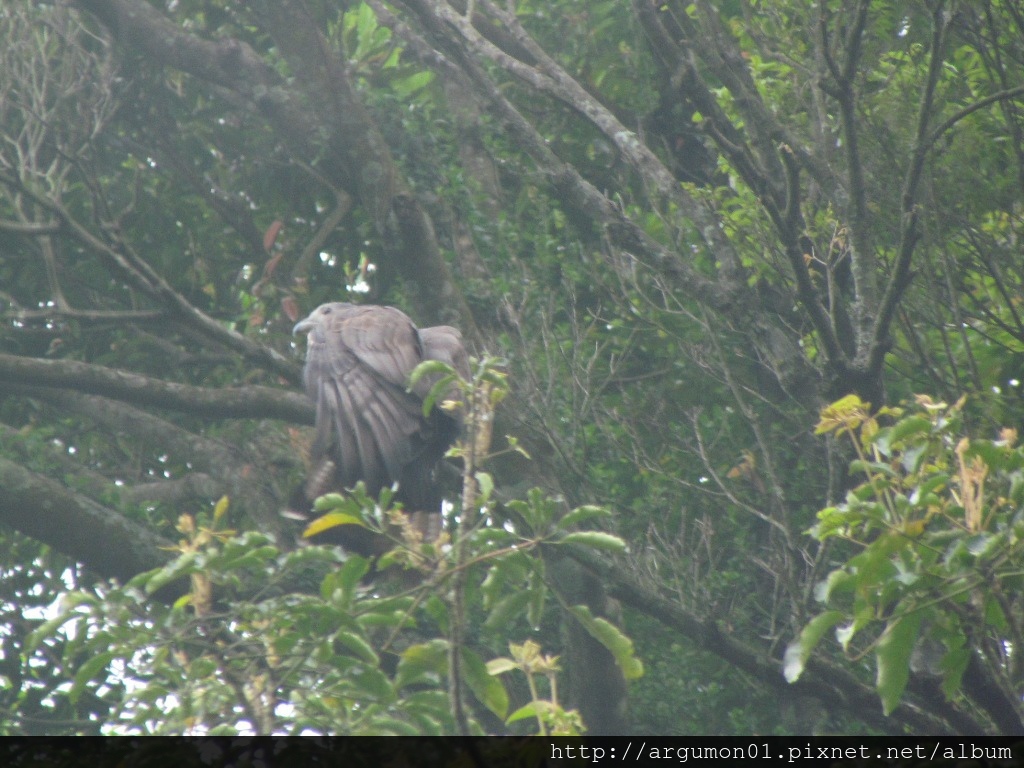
[[0, 457, 172, 584]]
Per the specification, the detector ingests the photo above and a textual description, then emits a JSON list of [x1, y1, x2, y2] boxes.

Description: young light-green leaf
[[560, 531, 627, 553], [302, 512, 368, 538], [556, 505, 612, 530], [569, 605, 644, 680], [783, 610, 843, 682]]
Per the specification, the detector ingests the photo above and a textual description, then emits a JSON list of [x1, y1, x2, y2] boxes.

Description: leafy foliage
[[2, 0, 1024, 736], [790, 395, 1024, 719], [12, 356, 633, 734]]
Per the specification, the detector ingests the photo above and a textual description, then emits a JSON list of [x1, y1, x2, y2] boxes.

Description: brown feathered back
[[294, 302, 468, 523]]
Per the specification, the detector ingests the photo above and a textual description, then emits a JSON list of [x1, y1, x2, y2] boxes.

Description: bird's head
[[293, 302, 351, 340]]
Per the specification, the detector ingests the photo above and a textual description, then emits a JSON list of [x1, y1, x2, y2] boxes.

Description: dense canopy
[[1, 0, 1024, 736]]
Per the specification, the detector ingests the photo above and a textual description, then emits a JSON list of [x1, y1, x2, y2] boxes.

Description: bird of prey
[[292, 302, 469, 553]]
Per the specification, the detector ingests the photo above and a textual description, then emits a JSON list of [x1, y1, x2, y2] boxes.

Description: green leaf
[[396, 640, 448, 690], [423, 594, 450, 635], [352, 667, 396, 703], [876, 612, 923, 715], [337, 555, 371, 595], [836, 621, 859, 652], [815, 394, 869, 434], [560, 531, 627, 553], [144, 551, 198, 594], [814, 569, 855, 603], [336, 631, 379, 665], [483, 590, 532, 632], [485, 657, 518, 676], [303, 512, 368, 538], [313, 493, 348, 512], [392, 70, 434, 97], [909, 473, 949, 505], [216, 546, 279, 573], [965, 532, 1001, 559], [189, 656, 218, 678], [939, 646, 970, 699], [556, 505, 612, 530], [481, 557, 527, 608], [26, 603, 88, 652], [69, 651, 115, 704], [408, 359, 454, 389], [527, 561, 546, 630], [213, 494, 230, 522], [849, 459, 897, 477], [568, 605, 644, 680], [783, 610, 844, 682], [886, 415, 934, 445], [462, 648, 509, 719], [983, 595, 1008, 631], [475, 471, 494, 503], [506, 701, 540, 725], [370, 718, 420, 736]]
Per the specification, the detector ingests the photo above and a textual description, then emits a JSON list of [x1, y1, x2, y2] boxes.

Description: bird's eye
[[323, 307, 332, 315]]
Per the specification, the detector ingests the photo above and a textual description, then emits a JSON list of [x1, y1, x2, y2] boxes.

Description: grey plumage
[[293, 302, 469, 527]]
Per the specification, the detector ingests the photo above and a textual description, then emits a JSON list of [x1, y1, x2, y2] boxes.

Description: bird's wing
[[306, 305, 426, 492], [332, 306, 424, 389]]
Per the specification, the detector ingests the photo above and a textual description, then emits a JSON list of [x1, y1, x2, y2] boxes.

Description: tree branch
[[0, 219, 60, 235], [0, 168, 302, 383], [389, 0, 732, 311], [819, 0, 876, 354], [867, 2, 951, 374], [0, 353, 312, 424], [118, 474, 220, 506], [924, 85, 1024, 154], [561, 543, 981, 735], [0, 456, 173, 583], [21, 388, 295, 539]]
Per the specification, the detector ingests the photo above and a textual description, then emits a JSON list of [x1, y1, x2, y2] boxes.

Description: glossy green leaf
[[462, 648, 509, 719], [568, 605, 643, 680], [783, 610, 843, 683], [560, 531, 627, 553], [876, 612, 923, 715], [556, 505, 612, 530]]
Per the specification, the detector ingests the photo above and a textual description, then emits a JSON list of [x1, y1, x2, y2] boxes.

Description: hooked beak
[[293, 317, 315, 336]]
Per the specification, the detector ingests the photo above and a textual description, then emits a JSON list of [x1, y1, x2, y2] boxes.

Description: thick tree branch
[[118, 474, 220, 506], [0, 456, 173, 583], [76, 0, 310, 140], [23, 389, 294, 539], [0, 422, 114, 502], [390, 0, 729, 309], [635, 1, 846, 382], [78, 0, 477, 337], [0, 353, 312, 424], [0, 219, 60, 234], [818, 0, 876, 354], [659, 0, 839, 200], [6, 307, 165, 324]]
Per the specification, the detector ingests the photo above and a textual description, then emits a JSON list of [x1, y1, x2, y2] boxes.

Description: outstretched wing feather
[[299, 303, 467, 512], [305, 305, 429, 492], [335, 306, 423, 389]]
